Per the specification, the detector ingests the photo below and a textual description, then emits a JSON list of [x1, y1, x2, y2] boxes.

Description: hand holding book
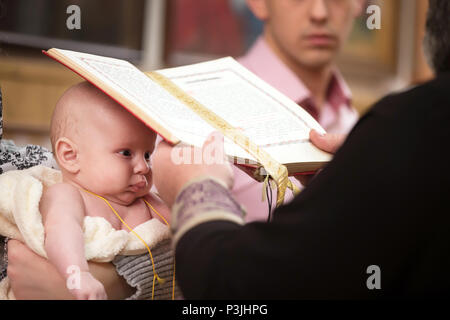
[[152, 132, 234, 207], [43, 48, 332, 207], [295, 130, 346, 186]]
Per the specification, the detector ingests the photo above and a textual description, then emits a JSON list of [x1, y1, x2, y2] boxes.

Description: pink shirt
[[233, 36, 359, 222]]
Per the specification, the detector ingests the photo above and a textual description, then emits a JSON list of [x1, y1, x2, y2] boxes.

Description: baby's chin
[[115, 188, 151, 206]]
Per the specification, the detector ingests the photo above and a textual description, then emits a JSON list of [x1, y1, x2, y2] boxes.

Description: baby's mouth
[[129, 178, 148, 192]]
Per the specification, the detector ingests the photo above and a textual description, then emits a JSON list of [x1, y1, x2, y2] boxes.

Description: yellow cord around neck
[[82, 189, 176, 300]]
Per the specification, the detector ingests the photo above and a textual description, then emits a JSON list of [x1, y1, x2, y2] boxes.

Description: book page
[[51, 49, 215, 145], [158, 57, 329, 163], [51, 49, 330, 166]]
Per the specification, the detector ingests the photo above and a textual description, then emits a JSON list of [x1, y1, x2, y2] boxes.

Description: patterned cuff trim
[[172, 178, 245, 247]]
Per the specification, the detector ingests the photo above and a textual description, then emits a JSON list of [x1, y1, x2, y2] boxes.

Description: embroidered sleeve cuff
[[171, 177, 246, 247]]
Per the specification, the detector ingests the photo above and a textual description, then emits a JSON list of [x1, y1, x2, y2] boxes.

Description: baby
[[40, 82, 170, 300]]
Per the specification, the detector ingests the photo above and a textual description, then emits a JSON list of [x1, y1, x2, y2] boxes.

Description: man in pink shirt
[[233, 0, 363, 222]]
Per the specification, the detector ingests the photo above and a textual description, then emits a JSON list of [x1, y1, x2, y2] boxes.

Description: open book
[[44, 48, 331, 181]]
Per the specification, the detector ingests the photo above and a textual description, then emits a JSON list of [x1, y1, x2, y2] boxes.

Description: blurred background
[[0, 0, 433, 150]]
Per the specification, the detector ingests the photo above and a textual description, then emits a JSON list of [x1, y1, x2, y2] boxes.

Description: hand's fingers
[[154, 140, 172, 154], [7, 239, 22, 251], [7, 239, 28, 261], [152, 140, 173, 170], [310, 129, 345, 154], [202, 131, 224, 151], [202, 131, 228, 165]]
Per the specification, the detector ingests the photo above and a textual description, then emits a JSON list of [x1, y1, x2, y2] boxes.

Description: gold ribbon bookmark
[[145, 71, 299, 207]]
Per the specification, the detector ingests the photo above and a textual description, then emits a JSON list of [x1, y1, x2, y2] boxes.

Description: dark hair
[[424, 0, 450, 73]]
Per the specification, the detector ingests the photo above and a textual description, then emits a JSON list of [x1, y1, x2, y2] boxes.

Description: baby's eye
[[119, 150, 132, 157], [144, 152, 151, 161]]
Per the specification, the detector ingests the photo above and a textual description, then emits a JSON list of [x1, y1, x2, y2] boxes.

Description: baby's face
[[74, 104, 157, 205]]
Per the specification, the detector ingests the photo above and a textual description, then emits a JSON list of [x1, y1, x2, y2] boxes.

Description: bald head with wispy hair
[[49, 80, 157, 199], [50, 81, 133, 158], [51, 82, 84, 152]]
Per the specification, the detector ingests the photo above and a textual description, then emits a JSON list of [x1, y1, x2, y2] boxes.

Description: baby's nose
[[134, 157, 150, 174]]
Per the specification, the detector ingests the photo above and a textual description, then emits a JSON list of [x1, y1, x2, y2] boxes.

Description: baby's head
[[51, 81, 156, 205]]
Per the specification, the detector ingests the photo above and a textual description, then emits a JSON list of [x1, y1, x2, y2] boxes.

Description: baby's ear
[[55, 137, 80, 174]]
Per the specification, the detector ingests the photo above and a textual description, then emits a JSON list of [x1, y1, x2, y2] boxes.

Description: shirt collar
[[238, 36, 352, 113]]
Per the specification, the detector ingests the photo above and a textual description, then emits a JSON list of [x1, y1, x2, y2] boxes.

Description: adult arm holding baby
[[7, 239, 132, 300]]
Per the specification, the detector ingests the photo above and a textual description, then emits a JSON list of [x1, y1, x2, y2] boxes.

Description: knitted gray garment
[[113, 239, 183, 300]]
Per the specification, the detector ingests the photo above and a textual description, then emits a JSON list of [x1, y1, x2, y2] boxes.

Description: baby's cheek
[[146, 169, 153, 187]]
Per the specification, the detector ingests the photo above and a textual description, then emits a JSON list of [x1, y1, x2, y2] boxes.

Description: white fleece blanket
[[0, 165, 170, 300]]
